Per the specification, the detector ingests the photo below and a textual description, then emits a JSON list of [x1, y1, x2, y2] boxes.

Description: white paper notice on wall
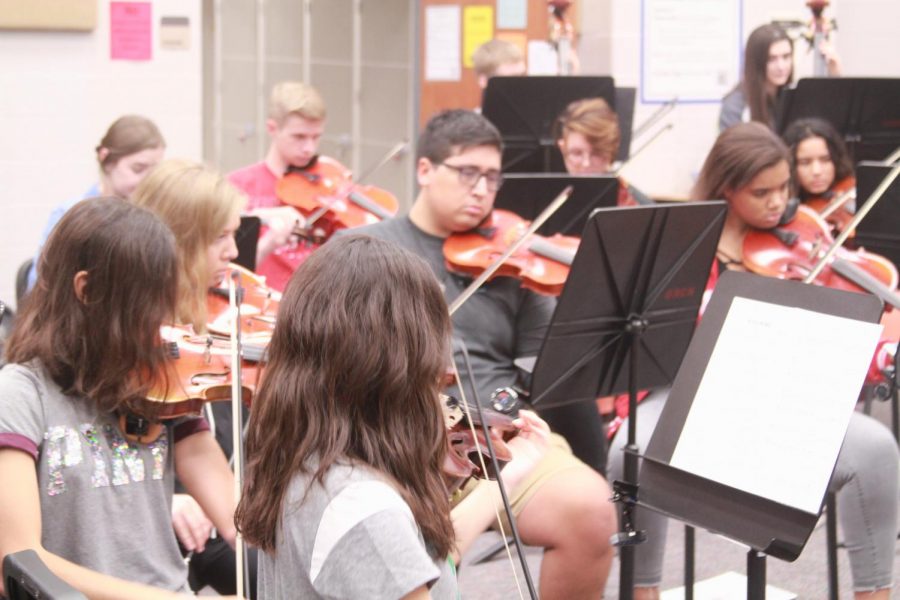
[[425, 5, 461, 82], [669, 296, 883, 515], [641, 0, 741, 102]]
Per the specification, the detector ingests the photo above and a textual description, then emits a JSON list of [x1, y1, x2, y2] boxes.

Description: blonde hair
[[131, 159, 246, 331], [556, 97, 621, 162], [472, 39, 524, 78], [268, 81, 326, 125]]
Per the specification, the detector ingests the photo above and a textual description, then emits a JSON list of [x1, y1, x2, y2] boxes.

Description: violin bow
[[448, 185, 573, 316], [228, 271, 251, 600], [450, 342, 537, 600], [805, 162, 900, 284]]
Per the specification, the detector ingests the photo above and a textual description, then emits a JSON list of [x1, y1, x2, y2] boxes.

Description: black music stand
[[528, 201, 727, 599], [493, 174, 619, 236], [854, 161, 900, 272], [234, 215, 261, 272], [638, 271, 883, 599], [776, 78, 900, 162], [614, 86, 636, 163], [482, 76, 615, 173]]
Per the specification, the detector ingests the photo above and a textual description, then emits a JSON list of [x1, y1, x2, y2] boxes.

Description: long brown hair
[[236, 235, 455, 558], [693, 122, 790, 201], [6, 198, 177, 418], [131, 159, 245, 331], [742, 24, 793, 128]]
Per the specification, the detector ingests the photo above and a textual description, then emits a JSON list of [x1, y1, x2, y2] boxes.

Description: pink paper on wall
[[110, 2, 152, 61]]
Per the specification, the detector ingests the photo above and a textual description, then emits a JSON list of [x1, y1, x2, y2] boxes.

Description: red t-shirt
[[228, 162, 316, 291]]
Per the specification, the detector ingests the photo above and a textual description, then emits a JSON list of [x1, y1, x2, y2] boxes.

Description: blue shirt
[[27, 184, 101, 290]]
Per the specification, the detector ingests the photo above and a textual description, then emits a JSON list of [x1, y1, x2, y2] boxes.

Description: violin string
[[450, 359, 527, 600]]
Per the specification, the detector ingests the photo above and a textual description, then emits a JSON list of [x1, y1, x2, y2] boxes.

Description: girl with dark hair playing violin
[[236, 234, 551, 598], [0, 197, 237, 599], [783, 117, 854, 202], [608, 123, 898, 600], [783, 117, 856, 234]]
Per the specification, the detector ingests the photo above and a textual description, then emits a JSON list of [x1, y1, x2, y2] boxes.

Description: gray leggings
[[607, 389, 899, 591]]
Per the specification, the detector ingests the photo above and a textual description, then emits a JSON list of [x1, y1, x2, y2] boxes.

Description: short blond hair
[[556, 97, 621, 163], [132, 159, 247, 332], [472, 39, 524, 78], [268, 81, 326, 125]]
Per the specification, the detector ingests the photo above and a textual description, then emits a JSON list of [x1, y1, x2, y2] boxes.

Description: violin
[[119, 325, 254, 444], [276, 155, 399, 241], [742, 204, 898, 293], [442, 393, 515, 492], [443, 209, 579, 296], [804, 175, 856, 239]]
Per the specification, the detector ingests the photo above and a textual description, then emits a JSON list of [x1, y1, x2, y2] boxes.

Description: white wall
[[582, 0, 900, 200], [0, 0, 202, 310]]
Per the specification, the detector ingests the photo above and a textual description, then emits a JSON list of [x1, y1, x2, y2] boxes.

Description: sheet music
[[670, 296, 882, 514], [425, 5, 461, 82]]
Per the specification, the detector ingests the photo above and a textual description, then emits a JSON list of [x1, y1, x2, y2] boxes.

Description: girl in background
[[28, 115, 166, 290]]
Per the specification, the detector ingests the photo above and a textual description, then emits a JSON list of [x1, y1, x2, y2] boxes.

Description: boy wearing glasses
[[555, 97, 653, 206], [342, 109, 616, 600]]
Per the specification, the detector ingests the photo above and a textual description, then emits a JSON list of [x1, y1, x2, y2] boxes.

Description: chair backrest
[[15, 257, 34, 305], [3, 550, 86, 600], [0, 300, 13, 366]]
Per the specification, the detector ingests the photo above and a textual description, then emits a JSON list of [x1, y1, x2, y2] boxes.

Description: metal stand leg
[[684, 525, 695, 600], [826, 492, 839, 600], [747, 549, 767, 600]]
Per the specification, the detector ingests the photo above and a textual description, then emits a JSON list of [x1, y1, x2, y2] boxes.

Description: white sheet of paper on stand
[[670, 296, 882, 514]]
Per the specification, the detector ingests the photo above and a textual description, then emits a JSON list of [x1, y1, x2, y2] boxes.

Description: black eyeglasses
[[439, 162, 504, 192]]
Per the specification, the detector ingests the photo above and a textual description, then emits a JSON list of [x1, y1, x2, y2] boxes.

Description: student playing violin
[[338, 109, 616, 600], [611, 122, 898, 600], [555, 97, 653, 206], [227, 81, 328, 290], [131, 159, 259, 597], [782, 117, 856, 227], [0, 197, 237, 599], [236, 234, 553, 599]]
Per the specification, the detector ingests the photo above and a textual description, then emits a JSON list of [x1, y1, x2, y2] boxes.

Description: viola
[[119, 325, 254, 444], [742, 204, 898, 294], [275, 155, 399, 241], [804, 176, 856, 239], [443, 209, 580, 296], [441, 393, 515, 492], [207, 264, 280, 353]]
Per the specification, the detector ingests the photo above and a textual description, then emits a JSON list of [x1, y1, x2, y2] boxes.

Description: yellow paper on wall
[[463, 5, 494, 69]]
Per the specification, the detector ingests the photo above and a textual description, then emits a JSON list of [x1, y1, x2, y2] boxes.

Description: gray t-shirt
[[258, 461, 458, 599], [0, 361, 200, 592], [339, 217, 556, 403]]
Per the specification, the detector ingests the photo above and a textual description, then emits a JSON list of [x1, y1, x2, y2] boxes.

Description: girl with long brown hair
[[237, 234, 550, 599], [719, 24, 795, 132], [0, 197, 236, 599], [696, 123, 896, 600]]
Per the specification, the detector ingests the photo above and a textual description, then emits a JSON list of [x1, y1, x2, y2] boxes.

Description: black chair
[[3, 550, 86, 599], [15, 258, 33, 305]]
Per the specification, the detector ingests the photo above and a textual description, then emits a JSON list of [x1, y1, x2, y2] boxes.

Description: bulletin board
[[419, 0, 558, 125], [0, 0, 96, 31]]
